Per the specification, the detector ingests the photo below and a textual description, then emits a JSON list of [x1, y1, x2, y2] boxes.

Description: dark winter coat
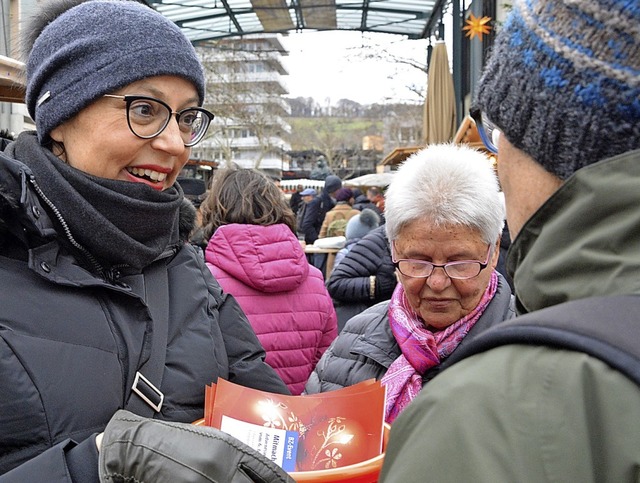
[[326, 226, 397, 330], [0, 151, 288, 480], [305, 272, 514, 394], [289, 190, 303, 215], [352, 196, 383, 221], [300, 191, 335, 244]]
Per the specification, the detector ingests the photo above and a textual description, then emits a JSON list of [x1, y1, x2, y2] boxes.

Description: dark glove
[[99, 410, 295, 483]]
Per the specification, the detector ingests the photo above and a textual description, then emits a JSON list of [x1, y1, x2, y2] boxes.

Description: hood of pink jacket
[[205, 223, 309, 293]]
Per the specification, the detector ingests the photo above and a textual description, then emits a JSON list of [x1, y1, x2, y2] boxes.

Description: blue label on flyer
[[282, 431, 299, 472]]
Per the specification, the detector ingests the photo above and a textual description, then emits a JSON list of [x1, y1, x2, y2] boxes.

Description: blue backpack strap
[[446, 294, 640, 385]]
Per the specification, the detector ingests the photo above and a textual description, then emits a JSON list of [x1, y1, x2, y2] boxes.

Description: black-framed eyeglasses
[[103, 94, 214, 147], [393, 244, 493, 280], [470, 106, 500, 155]]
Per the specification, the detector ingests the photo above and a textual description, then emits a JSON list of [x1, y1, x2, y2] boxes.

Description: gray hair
[[384, 143, 505, 245]]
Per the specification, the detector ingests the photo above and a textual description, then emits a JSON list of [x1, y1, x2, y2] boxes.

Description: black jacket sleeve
[[217, 290, 290, 394], [327, 226, 396, 303], [0, 438, 98, 483]]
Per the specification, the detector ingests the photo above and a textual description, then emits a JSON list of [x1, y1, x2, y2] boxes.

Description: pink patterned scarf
[[381, 271, 498, 423]]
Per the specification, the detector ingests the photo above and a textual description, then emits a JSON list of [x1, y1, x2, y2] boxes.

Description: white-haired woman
[[305, 144, 514, 423]]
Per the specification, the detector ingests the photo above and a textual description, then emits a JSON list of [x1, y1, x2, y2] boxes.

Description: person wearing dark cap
[[295, 188, 316, 240], [300, 187, 317, 196], [318, 187, 360, 238], [288, 183, 305, 215], [381, 0, 640, 481], [300, 174, 342, 244], [0, 1, 291, 481]]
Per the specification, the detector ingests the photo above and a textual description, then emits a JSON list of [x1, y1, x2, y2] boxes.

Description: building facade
[[193, 34, 292, 181]]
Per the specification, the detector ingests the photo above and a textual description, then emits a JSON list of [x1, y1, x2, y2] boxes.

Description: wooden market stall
[[0, 54, 25, 103]]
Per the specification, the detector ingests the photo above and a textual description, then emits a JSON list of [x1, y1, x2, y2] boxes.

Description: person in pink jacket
[[199, 168, 338, 394]]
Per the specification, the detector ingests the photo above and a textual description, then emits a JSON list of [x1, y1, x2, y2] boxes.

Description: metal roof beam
[[218, 0, 244, 35], [290, 0, 306, 30], [360, 0, 370, 31], [422, 0, 448, 39]]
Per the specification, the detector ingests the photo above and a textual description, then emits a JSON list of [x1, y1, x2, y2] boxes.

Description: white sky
[[281, 31, 429, 106]]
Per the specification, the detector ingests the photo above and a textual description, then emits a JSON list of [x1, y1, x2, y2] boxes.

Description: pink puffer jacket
[[205, 223, 338, 394]]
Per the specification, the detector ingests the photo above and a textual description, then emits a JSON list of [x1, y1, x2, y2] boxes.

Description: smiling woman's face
[[49, 75, 199, 191], [393, 220, 500, 330]]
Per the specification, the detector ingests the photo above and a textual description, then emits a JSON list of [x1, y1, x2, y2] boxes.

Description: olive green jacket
[[380, 150, 640, 483]]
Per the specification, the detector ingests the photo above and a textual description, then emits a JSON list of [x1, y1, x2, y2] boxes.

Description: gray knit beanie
[[323, 175, 342, 194], [476, 0, 640, 180], [345, 208, 380, 240], [25, 0, 205, 144]]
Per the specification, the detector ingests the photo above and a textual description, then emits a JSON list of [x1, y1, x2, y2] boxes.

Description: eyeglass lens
[[470, 107, 498, 154], [397, 260, 482, 279], [127, 97, 210, 146], [482, 113, 499, 154]]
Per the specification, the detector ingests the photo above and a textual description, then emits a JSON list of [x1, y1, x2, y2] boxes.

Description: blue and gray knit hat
[[25, 0, 205, 144], [476, 0, 640, 180]]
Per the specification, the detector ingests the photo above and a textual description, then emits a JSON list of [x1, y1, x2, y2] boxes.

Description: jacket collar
[[509, 149, 640, 314]]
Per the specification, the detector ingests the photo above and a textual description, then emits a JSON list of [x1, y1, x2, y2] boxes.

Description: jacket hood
[[508, 149, 640, 314], [205, 223, 309, 293]]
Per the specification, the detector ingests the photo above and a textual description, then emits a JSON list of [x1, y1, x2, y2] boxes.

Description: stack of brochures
[[203, 379, 386, 473]]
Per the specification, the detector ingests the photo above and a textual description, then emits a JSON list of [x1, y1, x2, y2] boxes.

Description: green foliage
[[289, 117, 382, 152]]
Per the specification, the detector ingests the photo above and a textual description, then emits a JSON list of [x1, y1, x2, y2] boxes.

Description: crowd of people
[[0, 0, 637, 481]]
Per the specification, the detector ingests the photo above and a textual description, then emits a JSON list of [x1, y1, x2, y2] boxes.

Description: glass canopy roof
[[145, 0, 440, 43]]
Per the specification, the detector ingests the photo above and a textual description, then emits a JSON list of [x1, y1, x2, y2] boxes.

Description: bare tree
[[288, 96, 321, 117], [354, 37, 428, 102], [195, 39, 290, 170]]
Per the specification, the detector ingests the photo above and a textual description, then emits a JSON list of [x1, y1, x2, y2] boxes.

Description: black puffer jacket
[[300, 191, 335, 244], [0, 152, 288, 480], [306, 272, 515, 394], [326, 226, 397, 330]]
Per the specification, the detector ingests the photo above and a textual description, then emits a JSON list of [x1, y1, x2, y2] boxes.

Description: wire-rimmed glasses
[[393, 244, 493, 280], [470, 106, 500, 154], [103, 94, 214, 147]]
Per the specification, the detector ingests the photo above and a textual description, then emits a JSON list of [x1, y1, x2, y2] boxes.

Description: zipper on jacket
[[28, 174, 107, 279]]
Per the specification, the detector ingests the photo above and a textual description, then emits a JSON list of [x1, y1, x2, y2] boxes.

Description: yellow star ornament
[[463, 13, 492, 40]]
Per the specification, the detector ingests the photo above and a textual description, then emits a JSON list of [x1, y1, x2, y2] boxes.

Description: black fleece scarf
[[9, 132, 182, 272]]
